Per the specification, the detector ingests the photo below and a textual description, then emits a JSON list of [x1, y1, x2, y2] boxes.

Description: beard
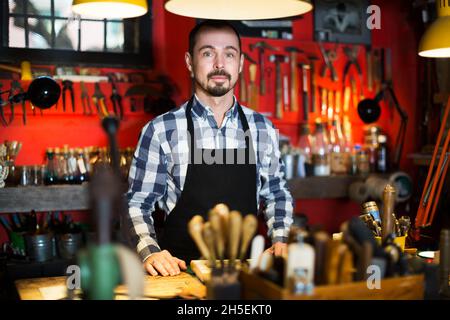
[[195, 69, 237, 97]]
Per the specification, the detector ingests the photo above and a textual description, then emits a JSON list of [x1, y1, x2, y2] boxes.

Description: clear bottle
[[281, 145, 294, 180], [44, 148, 57, 185], [68, 148, 79, 184], [297, 123, 313, 177], [377, 134, 388, 173], [54, 147, 63, 183], [60, 145, 71, 184], [329, 119, 347, 175], [312, 122, 330, 176], [76, 148, 89, 183]]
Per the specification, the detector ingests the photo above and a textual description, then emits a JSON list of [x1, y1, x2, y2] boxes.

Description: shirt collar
[[192, 94, 240, 123]]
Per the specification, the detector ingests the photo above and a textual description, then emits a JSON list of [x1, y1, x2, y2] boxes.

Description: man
[[127, 20, 294, 277]]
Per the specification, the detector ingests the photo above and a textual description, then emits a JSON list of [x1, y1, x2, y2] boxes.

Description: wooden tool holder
[[239, 270, 424, 300]]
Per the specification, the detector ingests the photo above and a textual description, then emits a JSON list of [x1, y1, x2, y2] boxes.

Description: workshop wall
[[0, 0, 420, 243]]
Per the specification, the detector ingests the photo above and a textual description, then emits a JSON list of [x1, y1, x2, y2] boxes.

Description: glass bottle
[[77, 148, 89, 183], [54, 147, 63, 183], [60, 145, 71, 184], [68, 148, 79, 184], [329, 119, 347, 175], [356, 144, 370, 176], [297, 123, 313, 177], [44, 148, 57, 185], [312, 122, 330, 176], [377, 134, 388, 173]]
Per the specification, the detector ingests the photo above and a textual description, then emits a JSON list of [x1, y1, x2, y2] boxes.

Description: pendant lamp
[[164, 0, 313, 20], [418, 0, 450, 58], [72, 0, 148, 19]]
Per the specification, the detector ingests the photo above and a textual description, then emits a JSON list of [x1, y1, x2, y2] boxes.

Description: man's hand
[[264, 242, 288, 257], [143, 250, 187, 276]]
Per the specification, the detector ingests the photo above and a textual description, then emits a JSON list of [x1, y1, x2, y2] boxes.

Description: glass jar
[[312, 122, 330, 176]]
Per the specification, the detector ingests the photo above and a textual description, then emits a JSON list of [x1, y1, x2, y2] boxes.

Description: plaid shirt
[[127, 95, 294, 262]]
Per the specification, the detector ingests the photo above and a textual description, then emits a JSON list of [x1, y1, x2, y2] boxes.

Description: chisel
[[239, 214, 258, 261], [188, 215, 210, 261]]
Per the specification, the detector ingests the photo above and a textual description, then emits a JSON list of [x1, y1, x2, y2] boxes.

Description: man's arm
[[127, 121, 167, 262], [258, 123, 294, 249]]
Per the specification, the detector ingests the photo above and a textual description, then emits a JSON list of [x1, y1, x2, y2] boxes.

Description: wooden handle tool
[[212, 203, 230, 251], [209, 210, 225, 264], [239, 214, 258, 261], [188, 215, 210, 261], [202, 222, 216, 268], [228, 210, 243, 269]]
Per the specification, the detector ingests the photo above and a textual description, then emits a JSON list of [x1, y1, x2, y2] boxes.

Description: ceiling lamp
[[164, 0, 313, 20], [418, 0, 450, 58], [72, 0, 148, 19]]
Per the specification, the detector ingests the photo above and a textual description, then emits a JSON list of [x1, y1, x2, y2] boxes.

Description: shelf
[[0, 176, 362, 213], [287, 175, 363, 199], [0, 184, 90, 213]]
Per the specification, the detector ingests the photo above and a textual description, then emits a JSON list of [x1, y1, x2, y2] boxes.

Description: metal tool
[[62, 80, 75, 113], [299, 63, 310, 122], [109, 76, 123, 120], [285, 47, 302, 112], [318, 41, 338, 82], [80, 81, 93, 115], [92, 82, 109, 117], [10, 80, 26, 125], [270, 54, 289, 119], [250, 41, 279, 95], [343, 46, 363, 87]]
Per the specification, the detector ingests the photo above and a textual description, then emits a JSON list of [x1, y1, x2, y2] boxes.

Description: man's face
[[186, 27, 243, 97]]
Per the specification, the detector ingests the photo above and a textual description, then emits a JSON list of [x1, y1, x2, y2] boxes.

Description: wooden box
[[239, 270, 425, 300]]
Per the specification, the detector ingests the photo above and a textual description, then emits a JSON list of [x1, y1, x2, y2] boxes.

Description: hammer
[[241, 53, 257, 105], [285, 47, 303, 113], [269, 54, 289, 119], [250, 41, 279, 96]]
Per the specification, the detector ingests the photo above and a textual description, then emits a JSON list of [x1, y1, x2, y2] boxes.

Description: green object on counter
[[10, 231, 26, 256], [78, 244, 121, 300]]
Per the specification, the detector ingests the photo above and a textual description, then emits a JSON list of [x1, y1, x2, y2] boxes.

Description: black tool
[[62, 80, 75, 113], [343, 46, 363, 87], [80, 81, 93, 115], [318, 41, 338, 82], [109, 77, 123, 120], [10, 80, 26, 125], [0, 82, 11, 126]]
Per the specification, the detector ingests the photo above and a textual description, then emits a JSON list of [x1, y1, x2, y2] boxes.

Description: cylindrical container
[[25, 233, 54, 262], [440, 229, 450, 297], [362, 201, 381, 223], [19, 166, 31, 186], [381, 185, 396, 241], [57, 233, 83, 259]]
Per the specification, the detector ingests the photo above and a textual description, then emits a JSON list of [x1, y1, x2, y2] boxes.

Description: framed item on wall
[[314, 0, 371, 45]]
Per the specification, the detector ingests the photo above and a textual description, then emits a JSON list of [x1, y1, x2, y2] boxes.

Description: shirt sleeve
[[126, 121, 168, 262], [258, 122, 294, 244]]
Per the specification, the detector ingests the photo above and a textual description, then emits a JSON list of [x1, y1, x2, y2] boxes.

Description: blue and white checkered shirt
[[127, 95, 294, 261]]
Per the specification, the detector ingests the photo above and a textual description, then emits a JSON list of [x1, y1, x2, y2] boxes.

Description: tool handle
[[239, 214, 258, 261], [228, 211, 243, 267], [202, 222, 216, 268], [209, 210, 225, 261], [188, 215, 210, 260]]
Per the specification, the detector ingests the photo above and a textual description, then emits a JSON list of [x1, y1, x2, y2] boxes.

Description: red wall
[[0, 0, 421, 245]]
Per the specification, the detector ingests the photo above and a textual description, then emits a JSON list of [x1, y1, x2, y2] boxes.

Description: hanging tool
[[308, 56, 319, 114], [247, 64, 258, 110], [109, 77, 123, 120], [318, 42, 338, 82], [10, 80, 26, 125], [242, 53, 257, 106], [270, 54, 289, 119], [249, 41, 279, 96], [62, 80, 75, 113], [0, 82, 12, 126], [299, 63, 310, 122], [285, 47, 302, 112], [366, 45, 373, 91], [80, 81, 93, 115], [342, 46, 363, 87], [320, 87, 328, 121], [92, 82, 109, 117]]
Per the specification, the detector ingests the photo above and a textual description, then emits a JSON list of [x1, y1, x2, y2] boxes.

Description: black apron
[[159, 97, 258, 262]]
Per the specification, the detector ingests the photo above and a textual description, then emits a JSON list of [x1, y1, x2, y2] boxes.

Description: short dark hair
[[188, 20, 242, 56]]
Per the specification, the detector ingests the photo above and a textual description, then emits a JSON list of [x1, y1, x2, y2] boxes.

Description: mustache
[[207, 70, 231, 80]]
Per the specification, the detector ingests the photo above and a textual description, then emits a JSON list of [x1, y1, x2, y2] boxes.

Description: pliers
[[343, 46, 363, 86], [109, 76, 123, 120], [80, 81, 93, 115], [10, 80, 26, 125], [92, 82, 109, 117], [319, 41, 338, 82], [62, 80, 75, 112]]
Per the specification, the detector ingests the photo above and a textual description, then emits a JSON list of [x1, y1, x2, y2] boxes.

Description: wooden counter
[[15, 272, 206, 300]]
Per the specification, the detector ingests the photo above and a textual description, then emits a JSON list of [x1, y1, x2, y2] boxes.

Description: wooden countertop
[[15, 272, 206, 300]]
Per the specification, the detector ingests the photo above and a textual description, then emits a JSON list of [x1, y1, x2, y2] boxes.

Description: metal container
[[362, 201, 381, 223], [57, 233, 83, 259], [25, 233, 54, 262]]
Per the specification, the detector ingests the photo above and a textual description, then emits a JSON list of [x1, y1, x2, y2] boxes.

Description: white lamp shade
[[164, 0, 313, 20], [72, 0, 148, 19]]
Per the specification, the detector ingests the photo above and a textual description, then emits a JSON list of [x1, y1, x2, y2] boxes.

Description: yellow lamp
[[418, 0, 450, 58], [164, 0, 313, 20], [72, 0, 148, 19]]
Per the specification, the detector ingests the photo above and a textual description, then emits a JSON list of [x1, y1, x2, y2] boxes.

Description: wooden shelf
[[0, 175, 362, 213], [287, 175, 363, 199], [0, 184, 90, 213]]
